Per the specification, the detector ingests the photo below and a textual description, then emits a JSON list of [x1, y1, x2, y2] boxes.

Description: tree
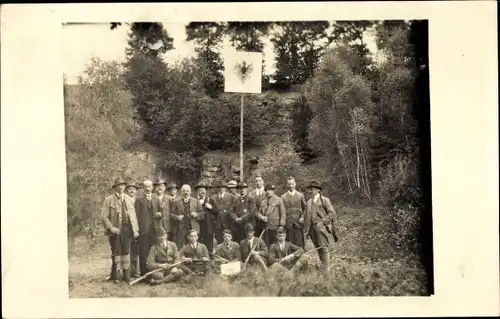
[[125, 22, 174, 58], [185, 22, 226, 97]]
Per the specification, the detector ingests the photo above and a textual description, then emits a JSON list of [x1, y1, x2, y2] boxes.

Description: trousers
[[138, 234, 154, 276], [287, 225, 305, 248]]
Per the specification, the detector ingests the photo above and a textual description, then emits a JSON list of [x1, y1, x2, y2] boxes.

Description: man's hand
[[261, 215, 268, 222], [299, 217, 304, 224], [155, 212, 162, 219], [236, 217, 242, 223], [133, 231, 139, 238], [201, 257, 210, 262], [171, 267, 179, 274], [177, 215, 184, 221], [109, 227, 120, 235], [285, 254, 295, 261], [160, 263, 170, 270], [205, 203, 212, 209], [251, 251, 259, 256], [182, 257, 193, 263], [190, 212, 198, 218]]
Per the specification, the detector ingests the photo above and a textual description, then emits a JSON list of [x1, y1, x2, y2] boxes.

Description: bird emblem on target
[[224, 51, 262, 94], [234, 60, 255, 84]]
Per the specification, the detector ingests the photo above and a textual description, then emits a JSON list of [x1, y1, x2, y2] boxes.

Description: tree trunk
[[355, 131, 361, 188], [335, 132, 353, 194], [361, 140, 371, 199]]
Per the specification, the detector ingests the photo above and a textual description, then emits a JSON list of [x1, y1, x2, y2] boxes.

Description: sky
[[62, 23, 378, 85]]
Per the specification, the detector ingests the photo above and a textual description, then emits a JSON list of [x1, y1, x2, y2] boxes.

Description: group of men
[[100, 173, 339, 285]]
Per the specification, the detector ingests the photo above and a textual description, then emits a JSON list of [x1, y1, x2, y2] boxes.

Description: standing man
[[211, 181, 236, 246], [281, 177, 307, 248], [249, 173, 267, 237], [303, 181, 338, 273], [124, 180, 141, 278], [134, 180, 157, 276], [256, 184, 286, 247], [239, 224, 268, 271], [101, 177, 139, 283], [171, 185, 204, 249], [195, 183, 217, 254], [227, 180, 240, 200], [154, 179, 171, 240], [166, 182, 179, 201], [268, 227, 309, 274], [231, 182, 254, 243]]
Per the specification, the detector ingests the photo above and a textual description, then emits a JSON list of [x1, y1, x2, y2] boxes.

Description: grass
[[68, 203, 428, 297]]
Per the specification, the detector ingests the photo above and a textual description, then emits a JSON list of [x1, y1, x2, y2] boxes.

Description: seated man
[[146, 227, 185, 285], [179, 229, 211, 276], [268, 227, 309, 274], [239, 223, 269, 271], [213, 229, 241, 271]]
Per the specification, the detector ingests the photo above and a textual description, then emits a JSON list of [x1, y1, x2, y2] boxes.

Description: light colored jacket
[[101, 193, 139, 234]]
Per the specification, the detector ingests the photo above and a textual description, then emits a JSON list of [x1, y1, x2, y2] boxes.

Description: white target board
[[224, 51, 262, 94], [220, 261, 242, 276]]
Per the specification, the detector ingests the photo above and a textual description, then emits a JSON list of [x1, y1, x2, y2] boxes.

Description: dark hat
[[113, 177, 126, 187], [264, 183, 275, 191], [125, 180, 138, 189], [227, 180, 238, 188], [237, 181, 248, 188], [156, 227, 167, 237], [249, 156, 259, 164], [254, 171, 262, 178], [194, 183, 208, 190], [154, 179, 167, 186], [166, 182, 177, 190], [245, 223, 255, 233], [276, 226, 286, 235], [306, 181, 323, 190], [223, 229, 233, 236]]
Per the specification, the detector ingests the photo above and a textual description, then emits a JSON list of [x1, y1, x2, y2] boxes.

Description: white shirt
[[249, 237, 255, 248], [199, 197, 205, 204], [183, 197, 190, 204], [287, 190, 296, 197], [313, 193, 320, 204], [279, 242, 285, 251], [218, 192, 225, 199], [145, 193, 152, 201], [255, 188, 264, 197]]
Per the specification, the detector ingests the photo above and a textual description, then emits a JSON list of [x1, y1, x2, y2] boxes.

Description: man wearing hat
[[147, 227, 186, 285], [195, 183, 217, 253], [268, 227, 309, 274], [153, 179, 172, 241], [281, 177, 307, 248], [231, 181, 255, 243], [170, 184, 204, 249], [166, 182, 179, 201], [124, 180, 141, 278], [214, 229, 241, 263], [239, 223, 269, 271], [227, 179, 240, 200], [249, 173, 267, 237], [134, 179, 157, 276], [101, 177, 139, 283], [304, 181, 338, 273], [256, 183, 287, 247], [211, 181, 237, 246]]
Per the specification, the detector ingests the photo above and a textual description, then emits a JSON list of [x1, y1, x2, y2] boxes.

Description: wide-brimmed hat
[[166, 182, 177, 190], [125, 180, 139, 189], [245, 223, 255, 233], [113, 177, 126, 188], [154, 179, 167, 186], [306, 180, 323, 190], [227, 180, 238, 188], [264, 183, 275, 191], [249, 156, 259, 164], [237, 181, 248, 189], [194, 183, 209, 190]]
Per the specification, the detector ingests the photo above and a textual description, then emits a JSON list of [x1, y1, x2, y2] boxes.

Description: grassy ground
[[68, 203, 428, 297]]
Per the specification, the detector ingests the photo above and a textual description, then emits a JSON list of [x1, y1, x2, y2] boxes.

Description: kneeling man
[[268, 227, 309, 274], [179, 230, 211, 276], [240, 223, 269, 271], [147, 227, 185, 285]]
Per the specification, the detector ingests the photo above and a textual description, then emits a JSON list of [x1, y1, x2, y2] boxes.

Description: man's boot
[[113, 255, 121, 284], [121, 255, 131, 283], [318, 248, 330, 274]]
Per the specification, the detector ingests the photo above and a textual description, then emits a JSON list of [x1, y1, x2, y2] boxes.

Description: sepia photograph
[[64, 19, 433, 298]]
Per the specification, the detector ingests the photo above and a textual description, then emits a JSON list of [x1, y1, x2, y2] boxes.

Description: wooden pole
[[240, 93, 244, 182]]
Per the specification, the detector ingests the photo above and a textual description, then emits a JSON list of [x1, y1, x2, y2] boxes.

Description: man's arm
[[268, 244, 278, 265], [278, 198, 286, 227], [299, 193, 307, 221], [146, 246, 161, 270], [100, 197, 113, 231], [289, 243, 305, 258], [172, 243, 181, 264], [257, 239, 269, 258], [234, 243, 242, 261], [322, 196, 336, 223]]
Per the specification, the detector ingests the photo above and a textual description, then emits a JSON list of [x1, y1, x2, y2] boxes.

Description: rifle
[[129, 260, 184, 286], [242, 228, 267, 271], [319, 195, 339, 242]]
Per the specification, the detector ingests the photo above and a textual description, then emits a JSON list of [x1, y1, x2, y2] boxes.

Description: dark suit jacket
[[281, 191, 307, 229], [197, 196, 217, 234], [231, 194, 255, 227], [179, 242, 210, 259], [134, 194, 157, 235], [214, 241, 241, 261], [170, 197, 203, 234], [239, 237, 269, 261], [153, 194, 172, 232], [304, 195, 336, 237], [146, 241, 180, 270], [211, 192, 236, 230], [268, 241, 304, 265], [249, 188, 266, 215]]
